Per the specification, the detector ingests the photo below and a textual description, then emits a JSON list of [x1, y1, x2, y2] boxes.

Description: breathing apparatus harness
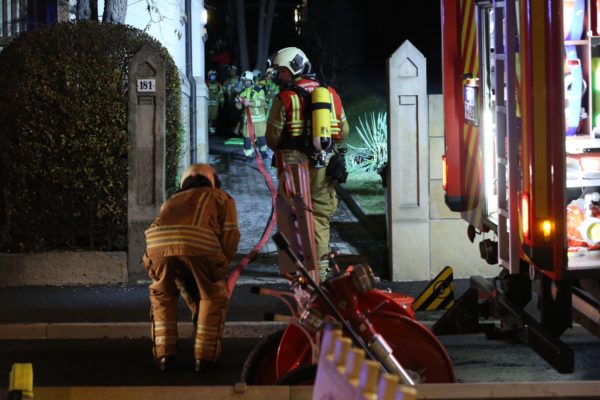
[[277, 77, 348, 183]]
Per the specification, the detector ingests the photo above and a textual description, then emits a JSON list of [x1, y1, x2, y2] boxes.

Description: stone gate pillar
[[387, 41, 430, 281], [127, 45, 166, 282]]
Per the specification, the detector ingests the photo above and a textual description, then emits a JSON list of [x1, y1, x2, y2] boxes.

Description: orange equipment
[[241, 233, 455, 385]]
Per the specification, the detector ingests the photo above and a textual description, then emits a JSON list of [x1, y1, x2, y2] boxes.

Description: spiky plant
[[347, 112, 388, 174]]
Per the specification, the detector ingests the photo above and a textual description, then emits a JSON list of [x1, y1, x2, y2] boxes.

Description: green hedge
[[0, 21, 182, 252]]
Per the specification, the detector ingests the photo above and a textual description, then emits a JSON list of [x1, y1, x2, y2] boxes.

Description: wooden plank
[[3, 382, 598, 400], [415, 381, 600, 399]]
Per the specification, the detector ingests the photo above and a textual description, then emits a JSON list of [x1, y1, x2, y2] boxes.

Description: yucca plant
[[347, 112, 388, 174]]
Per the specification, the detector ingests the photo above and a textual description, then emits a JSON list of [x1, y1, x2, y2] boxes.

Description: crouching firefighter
[[266, 46, 350, 281], [142, 164, 240, 372]]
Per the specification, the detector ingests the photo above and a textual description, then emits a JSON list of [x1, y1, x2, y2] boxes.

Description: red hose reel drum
[[275, 289, 455, 383]]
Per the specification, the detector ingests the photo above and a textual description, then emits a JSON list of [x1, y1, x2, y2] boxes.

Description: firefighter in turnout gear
[[142, 164, 240, 373], [253, 69, 264, 85], [224, 65, 243, 136], [266, 47, 349, 280], [236, 70, 269, 161], [207, 70, 224, 135], [264, 68, 280, 118], [224, 65, 242, 105]]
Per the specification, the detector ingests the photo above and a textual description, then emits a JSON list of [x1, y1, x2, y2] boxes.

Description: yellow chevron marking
[[412, 266, 455, 311]]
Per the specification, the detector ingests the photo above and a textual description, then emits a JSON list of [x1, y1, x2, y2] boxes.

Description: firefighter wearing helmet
[[224, 65, 242, 105], [142, 163, 240, 372], [207, 69, 224, 135], [266, 47, 349, 280], [264, 68, 280, 118], [224, 65, 244, 137], [236, 70, 269, 161]]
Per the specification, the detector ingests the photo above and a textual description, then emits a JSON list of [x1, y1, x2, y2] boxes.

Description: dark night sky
[[361, 1, 442, 92], [205, 1, 442, 93]]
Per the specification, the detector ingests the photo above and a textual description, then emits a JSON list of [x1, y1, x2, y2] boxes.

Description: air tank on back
[[311, 86, 333, 161]]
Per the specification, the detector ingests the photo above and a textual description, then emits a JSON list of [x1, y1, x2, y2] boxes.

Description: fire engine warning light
[[442, 155, 448, 191], [521, 193, 530, 240], [542, 220, 552, 241]]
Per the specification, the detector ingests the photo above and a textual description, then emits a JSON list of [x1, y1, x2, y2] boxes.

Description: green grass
[[342, 171, 386, 215]]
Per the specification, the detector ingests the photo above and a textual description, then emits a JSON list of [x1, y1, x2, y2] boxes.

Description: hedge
[[0, 21, 183, 252]]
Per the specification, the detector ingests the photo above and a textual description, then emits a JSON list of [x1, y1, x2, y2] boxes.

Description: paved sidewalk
[[209, 135, 388, 278]]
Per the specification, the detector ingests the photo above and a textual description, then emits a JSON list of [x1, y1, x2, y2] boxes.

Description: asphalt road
[[440, 330, 600, 383], [0, 338, 258, 387]]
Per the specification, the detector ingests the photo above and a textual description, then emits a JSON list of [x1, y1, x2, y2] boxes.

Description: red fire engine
[[439, 0, 600, 372]]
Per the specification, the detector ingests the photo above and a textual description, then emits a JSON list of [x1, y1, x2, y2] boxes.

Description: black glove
[[326, 148, 348, 184]]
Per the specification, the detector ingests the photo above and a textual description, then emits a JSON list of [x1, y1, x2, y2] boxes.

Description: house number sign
[[137, 79, 156, 93]]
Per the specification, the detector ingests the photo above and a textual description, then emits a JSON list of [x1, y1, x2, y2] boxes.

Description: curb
[[0, 320, 589, 340], [334, 182, 386, 241], [0, 321, 288, 340]]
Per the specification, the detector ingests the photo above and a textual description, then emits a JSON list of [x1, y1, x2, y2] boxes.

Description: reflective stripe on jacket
[[276, 78, 345, 140], [145, 187, 240, 261], [237, 86, 267, 123]]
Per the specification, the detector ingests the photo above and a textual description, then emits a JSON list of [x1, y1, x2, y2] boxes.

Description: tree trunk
[[235, 0, 249, 72], [254, 0, 266, 72], [262, 0, 276, 67], [102, 0, 128, 23], [255, 0, 276, 72], [77, 0, 98, 21], [226, 0, 237, 62]]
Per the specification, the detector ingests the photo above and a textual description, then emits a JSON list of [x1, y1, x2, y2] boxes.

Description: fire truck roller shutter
[[564, 0, 586, 137]]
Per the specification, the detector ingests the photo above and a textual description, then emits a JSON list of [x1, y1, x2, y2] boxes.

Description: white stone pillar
[[127, 45, 166, 282], [387, 41, 430, 281], [192, 0, 209, 163], [195, 79, 209, 163]]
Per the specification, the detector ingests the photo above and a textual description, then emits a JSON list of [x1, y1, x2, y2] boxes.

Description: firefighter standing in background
[[266, 47, 349, 280], [224, 65, 243, 136], [253, 69, 265, 89], [207, 70, 224, 135], [264, 68, 280, 118], [142, 164, 240, 373], [236, 70, 269, 161], [224, 65, 241, 104]]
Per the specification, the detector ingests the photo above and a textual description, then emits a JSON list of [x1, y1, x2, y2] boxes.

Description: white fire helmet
[[242, 70, 254, 81], [271, 47, 310, 76], [241, 70, 254, 87]]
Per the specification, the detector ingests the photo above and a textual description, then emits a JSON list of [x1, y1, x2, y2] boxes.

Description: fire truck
[[438, 0, 600, 372]]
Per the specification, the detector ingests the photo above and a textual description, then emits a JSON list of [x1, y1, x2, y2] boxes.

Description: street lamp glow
[[201, 7, 208, 26]]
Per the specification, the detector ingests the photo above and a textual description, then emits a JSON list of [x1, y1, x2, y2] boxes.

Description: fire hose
[[226, 105, 278, 292]]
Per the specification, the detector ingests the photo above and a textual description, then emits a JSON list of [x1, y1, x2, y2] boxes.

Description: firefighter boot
[[195, 359, 218, 373], [155, 355, 176, 372], [257, 136, 269, 160], [243, 137, 254, 162]]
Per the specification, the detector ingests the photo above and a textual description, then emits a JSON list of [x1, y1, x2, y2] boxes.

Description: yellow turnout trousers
[[309, 164, 338, 261], [144, 254, 230, 361]]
